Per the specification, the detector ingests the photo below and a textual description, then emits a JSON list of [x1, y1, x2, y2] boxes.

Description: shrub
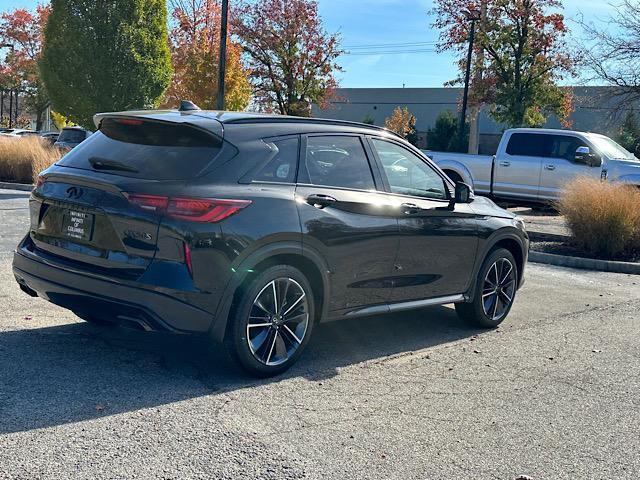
[[0, 136, 62, 184], [426, 110, 468, 153], [557, 177, 640, 258]]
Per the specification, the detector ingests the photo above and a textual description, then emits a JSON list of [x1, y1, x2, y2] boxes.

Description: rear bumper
[[12, 238, 214, 333]]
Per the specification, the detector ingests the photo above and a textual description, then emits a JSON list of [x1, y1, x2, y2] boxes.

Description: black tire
[[74, 311, 114, 326], [225, 265, 315, 377], [455, 248, 518, 328]]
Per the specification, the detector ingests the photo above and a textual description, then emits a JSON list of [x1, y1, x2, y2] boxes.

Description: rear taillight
[[35, 176, 46, 189], [125, 193, 250, 223], [126, 194, 169, 211]]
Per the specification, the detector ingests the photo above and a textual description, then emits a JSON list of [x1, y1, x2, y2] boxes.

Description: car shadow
[[0, 305, 484, 434]]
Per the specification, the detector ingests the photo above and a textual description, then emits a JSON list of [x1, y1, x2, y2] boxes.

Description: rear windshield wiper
[[89, 157, 139, 173]]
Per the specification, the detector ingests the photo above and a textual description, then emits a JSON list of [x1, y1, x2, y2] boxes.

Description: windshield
[[58, 129, 87, 144], [588, 134, 636, 161]]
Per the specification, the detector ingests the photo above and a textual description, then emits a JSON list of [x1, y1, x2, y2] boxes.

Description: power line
[[343, 41, 438, 50], [342, 48, 437, 56]]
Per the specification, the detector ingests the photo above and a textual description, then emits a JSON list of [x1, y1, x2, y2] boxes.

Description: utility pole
[[8, 89, 13, 128], [458, 10, 480, 152], [468, 3, 486, 154], [216, 0, 229, 111]]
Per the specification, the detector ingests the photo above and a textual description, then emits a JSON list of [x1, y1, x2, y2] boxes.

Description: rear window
[[58, 129, 88, 144], [57, 118, 222, 180]]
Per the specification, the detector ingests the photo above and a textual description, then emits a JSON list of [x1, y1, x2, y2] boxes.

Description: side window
[[372, 138, 447, 200], [549, 135, 587, 162], [304, 136, 375, 190], [506, 133, 552, 157], [252, 137, 299, 183]]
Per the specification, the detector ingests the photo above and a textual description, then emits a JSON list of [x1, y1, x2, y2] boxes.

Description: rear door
[[493, 132, 547, 200], [369, 137, 479, 303], [31, 116, 223, 279], [296, 134, 398, 313]]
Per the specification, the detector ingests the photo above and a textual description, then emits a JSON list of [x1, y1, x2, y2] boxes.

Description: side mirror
[[575, 146, 602, 167], [454, 182, 474, 203]]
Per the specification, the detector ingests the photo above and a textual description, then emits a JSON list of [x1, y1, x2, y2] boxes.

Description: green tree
[[362, 114, 375, 125], [616, 112, 640, 155], [427, 110, 468, 152], [40, 0, 172, 128]]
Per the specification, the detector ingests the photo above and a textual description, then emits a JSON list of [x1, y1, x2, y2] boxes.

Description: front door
[[368, 137, 479, 303], [296, 134, 399, 313], [537, 134, 600, 201]]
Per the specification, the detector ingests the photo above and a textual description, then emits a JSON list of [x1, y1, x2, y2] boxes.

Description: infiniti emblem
[[66, 186, 83, 199]]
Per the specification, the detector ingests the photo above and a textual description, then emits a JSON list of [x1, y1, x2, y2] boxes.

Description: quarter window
[[304, 136, 375, 190], [372, 138, 447, 200], [252, 137, 299, 183]]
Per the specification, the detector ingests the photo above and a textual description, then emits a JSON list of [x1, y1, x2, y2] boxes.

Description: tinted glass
[[57, 118, 221, 180], [549, 135, 587, 161], [372, 138, 447, 200], [304, 136, 375, 190], [252, 137, 298, 183], [58, 129, 87, 144], [506, 133, 552, 157]]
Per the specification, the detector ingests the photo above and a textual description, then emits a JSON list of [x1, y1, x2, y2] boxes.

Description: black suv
[[13, 108, 528, 376]]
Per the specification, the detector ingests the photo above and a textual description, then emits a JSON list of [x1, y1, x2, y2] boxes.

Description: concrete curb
[[0, 181, 33, 192], [529, 251, 640, 275]]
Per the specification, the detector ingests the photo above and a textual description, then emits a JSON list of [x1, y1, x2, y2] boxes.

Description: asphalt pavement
[[1, 189, 639, 479]]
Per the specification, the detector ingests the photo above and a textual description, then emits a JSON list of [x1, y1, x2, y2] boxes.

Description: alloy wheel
[[246, 277, 310, 366], [481, 258, 516, 321]]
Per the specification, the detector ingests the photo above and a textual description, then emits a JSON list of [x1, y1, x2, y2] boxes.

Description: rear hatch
[[29, 115, 223, 280]]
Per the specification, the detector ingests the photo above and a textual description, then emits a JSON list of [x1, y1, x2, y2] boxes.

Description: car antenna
[[179, 100, 201, 112]]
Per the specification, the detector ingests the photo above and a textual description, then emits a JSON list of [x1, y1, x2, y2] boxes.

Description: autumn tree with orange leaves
[[432, 0, 575, 127], [0, 5, 50, 130], [232, 0, 342, 116], [385, 107, 417, 141], [163, 0, 251, 111]]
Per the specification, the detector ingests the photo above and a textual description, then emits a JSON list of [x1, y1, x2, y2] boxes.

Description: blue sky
[[4, 0, 617, 88]]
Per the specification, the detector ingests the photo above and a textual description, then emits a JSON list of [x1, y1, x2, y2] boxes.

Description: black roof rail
[[224, 115, 400, 137]]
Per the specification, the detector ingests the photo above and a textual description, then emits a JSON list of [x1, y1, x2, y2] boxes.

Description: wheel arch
[[209, 242, 330, 343], [466, 229, 527, 301], [433, 159, 473, 186]]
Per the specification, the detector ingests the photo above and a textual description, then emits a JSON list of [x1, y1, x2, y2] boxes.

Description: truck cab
[[429, 128, 640, 203]]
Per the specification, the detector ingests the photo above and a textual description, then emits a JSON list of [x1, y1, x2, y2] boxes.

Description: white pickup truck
[[427, 128, 640, 202]]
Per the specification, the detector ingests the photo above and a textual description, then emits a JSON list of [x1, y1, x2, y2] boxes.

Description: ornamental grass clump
[[0, 136, 62, 184], [557, 177, 640, 258]]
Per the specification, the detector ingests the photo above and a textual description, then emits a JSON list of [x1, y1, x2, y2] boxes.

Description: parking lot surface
[[1, 189, 639, 479]]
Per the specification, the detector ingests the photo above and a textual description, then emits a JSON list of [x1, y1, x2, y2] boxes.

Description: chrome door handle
[[544, 164, 556, 171], [499, 161, 511, 167], [400, 203, 420, 215]]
